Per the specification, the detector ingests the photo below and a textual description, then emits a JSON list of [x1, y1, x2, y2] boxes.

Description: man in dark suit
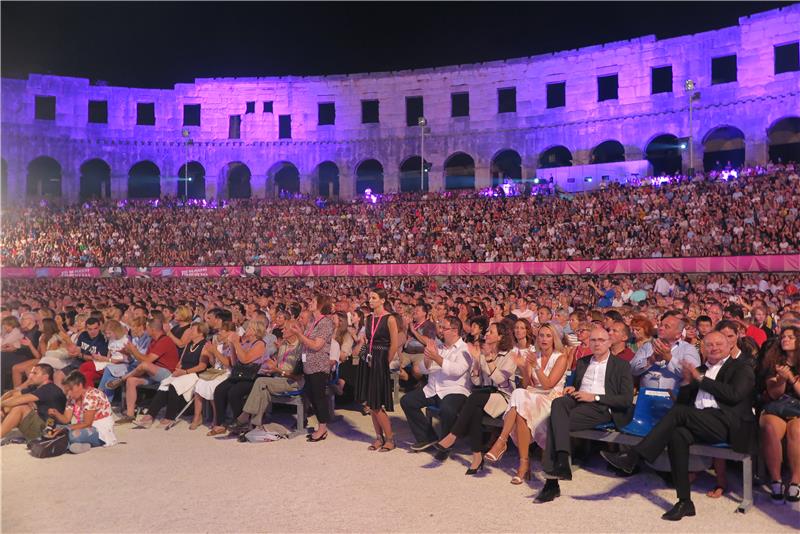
[[535, 326, 634, 503], [602, 331, 755, 520]]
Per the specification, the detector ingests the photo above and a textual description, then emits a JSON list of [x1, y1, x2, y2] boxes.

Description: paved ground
[[2, 404, 798, 533]]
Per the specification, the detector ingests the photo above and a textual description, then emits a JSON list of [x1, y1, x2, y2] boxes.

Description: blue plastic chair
[[564, 370, 575, 388], [620, 388, 674, 437]]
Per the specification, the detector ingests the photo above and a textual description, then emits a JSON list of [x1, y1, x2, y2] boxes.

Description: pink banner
[[1, 255, 798, 279]]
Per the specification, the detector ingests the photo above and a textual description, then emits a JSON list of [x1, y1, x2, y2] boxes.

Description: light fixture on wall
[[418, 117, 428, 191]]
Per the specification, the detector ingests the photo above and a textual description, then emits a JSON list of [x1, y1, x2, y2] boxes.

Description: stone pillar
[[383, 169, 399, 194], [745, 138, 767, 167], [110, 172, 127, 200], [9, 159, 26, 201], [162, 173, 179, 198], [474, 165, 491, 190], [252, 173, 267, 198], [573, 150, 591, 166], [62, 170, 79, 203], [428, 169, 444, 192], [298, 173, 313, 196], [339, 169, 355, 199]]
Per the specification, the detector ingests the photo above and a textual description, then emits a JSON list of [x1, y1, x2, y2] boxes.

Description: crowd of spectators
[[1, 166, 797, 268], [1, 270, 799, 513]]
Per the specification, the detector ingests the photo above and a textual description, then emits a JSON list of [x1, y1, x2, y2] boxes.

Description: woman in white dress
[[485, 322, 568, 484], [191, 321, 235, 430]]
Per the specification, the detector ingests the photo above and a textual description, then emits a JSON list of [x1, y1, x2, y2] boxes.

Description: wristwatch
[[594, 395, 601, 402]]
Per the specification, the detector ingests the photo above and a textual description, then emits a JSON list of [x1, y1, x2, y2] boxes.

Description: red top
[[745, 325, 768, 348], [148, 335, 179, 371], [612, 346, 635, 362]]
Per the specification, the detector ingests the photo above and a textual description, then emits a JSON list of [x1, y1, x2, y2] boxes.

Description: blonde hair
[[536, 322, 565, 354], [104, 320, 127, 340], [246, 319, 267, 340], [174, 305, 193, 323], [193, 322, 210, 336]]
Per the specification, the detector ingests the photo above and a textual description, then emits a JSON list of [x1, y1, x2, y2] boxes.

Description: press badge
[[301, 353, 307, 363], [365, 353, 373, 366]]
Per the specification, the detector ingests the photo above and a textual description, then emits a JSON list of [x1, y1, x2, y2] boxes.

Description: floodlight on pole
[[182, 129, 191, 198], [418, 117, 428, 191], [684, 79, 698, 176]]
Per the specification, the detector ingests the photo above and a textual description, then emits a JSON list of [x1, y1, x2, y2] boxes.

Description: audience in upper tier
[[1, 167, 798, 267]]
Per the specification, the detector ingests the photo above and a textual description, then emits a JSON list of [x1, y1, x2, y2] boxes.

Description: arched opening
[[26, 156, 62, 197], [490, 149, 522, 187], [767, 116, 800, 164], [645, 134, 682, 175], [1, 158, 8, 204], [591, 140, 625, 164], [79, 159, 111, 201], [356, 159, 384, 195], [538, 146, 572, 168], [703, 126, 745, 171], [399, 156, 430, 192], [314, 161, 339, 198], [271, 162, 300, 196], [176, 161, 206, 199], [128, 161, 161, 198], [444, 152, 475, 190], [226, 162, 252, 199]]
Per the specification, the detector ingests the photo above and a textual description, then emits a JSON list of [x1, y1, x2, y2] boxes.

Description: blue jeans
[[100, 362, 138, 399], [58, 425, 105, 447]]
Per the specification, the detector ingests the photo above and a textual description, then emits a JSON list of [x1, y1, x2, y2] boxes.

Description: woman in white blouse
[[434, 321, 517, 475], [485, 323, 568, 484]]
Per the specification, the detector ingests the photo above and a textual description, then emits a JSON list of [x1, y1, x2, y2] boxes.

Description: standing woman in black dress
[[359, 289, 400, 452]]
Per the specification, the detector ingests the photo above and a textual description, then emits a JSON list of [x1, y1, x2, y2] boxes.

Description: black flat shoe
[[434, 442, 453, 453], [661, 500, 696, 521], [465, 459, 484, 475], [535, 482, 561, 503], [307, 431, 328, 442]]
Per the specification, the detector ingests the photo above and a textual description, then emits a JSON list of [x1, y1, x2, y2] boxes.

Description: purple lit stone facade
[[1, 6, 799, 201]]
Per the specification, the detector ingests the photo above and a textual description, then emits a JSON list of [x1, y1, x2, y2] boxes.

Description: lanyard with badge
[[365, 314, 386, 367], [301, 314, 326, 365]]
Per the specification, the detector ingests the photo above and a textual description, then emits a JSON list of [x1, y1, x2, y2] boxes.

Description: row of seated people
[[0, 280, 798, 520], [1, 166, 798, 267]]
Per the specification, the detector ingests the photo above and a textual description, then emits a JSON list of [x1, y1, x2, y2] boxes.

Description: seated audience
[[48, 371, 118, 453], [0, 363, 65, 440]]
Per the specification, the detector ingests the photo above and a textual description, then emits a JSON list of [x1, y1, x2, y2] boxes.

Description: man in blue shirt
[[630, 311, 700, 392]]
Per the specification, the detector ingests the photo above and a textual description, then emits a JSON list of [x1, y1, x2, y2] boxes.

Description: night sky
[[1, 1, 796, 88]]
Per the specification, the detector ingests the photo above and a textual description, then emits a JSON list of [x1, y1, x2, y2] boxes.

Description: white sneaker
[[69, 443, 91, 454]]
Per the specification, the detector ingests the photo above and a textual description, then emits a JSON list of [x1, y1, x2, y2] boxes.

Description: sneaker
[[410, 440, 437, 452], [68, 443, 91, 454], [784, 482, 799, 503]]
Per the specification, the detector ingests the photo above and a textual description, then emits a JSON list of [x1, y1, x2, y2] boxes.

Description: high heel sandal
[[368, 436, 385, 451], [378, 438, 396, 452], [307, 431, 328, 442], [510, 461, 531, 485], [466, 459, 485, 475], [485, 437, 507, 463]]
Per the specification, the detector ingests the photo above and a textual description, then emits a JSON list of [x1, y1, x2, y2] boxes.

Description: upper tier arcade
[[2, 5, 799, 201]]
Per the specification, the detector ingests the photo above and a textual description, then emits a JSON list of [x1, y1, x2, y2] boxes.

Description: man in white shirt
[[401, 315, 471, 460], [602, 331, 756, 521], [536, 326, 634, 503]]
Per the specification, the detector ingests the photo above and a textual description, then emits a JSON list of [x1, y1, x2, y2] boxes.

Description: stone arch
[[702, 125, 745, 171], [176, 161, 206, 199], [355, 159, 384, 195], [314, 161, 340, 198], [268, 161, 300, 197], [128, 161, 161, 198], [226, 162, 252, 199], [399, 156, 431, 192], [79, 159, 111, 201], [490, 149, 522, 187], [27, 156, 62, 197], [1, 158, 7, 204], [767, 116, 800, 164], [644, 134, 682, 175], [538, 145, 572, 168], [591, 140, 626, 164], [444, 152, 475, 190]]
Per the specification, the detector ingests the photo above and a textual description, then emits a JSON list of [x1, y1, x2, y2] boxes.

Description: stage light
[[584, 177, 593, 183]]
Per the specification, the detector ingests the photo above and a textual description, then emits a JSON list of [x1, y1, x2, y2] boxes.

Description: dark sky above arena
[[1, 1, 796, 88]]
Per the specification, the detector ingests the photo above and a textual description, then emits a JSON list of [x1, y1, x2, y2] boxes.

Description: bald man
[[602, 331, 755, 521], [536, 326, 634, 503]]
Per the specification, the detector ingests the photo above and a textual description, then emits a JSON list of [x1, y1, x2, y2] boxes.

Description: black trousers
[[213, 378, 254, 424], [542, 395, 612, 474], [448, 392, 491, 452], [306, 372, 331, 425], [634, 404, 729, 500], [146, 386, 187, 420], [1, 351, 31, 391], [400, 387, 467, 443]]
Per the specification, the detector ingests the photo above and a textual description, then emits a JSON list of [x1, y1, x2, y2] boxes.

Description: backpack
[[29, 432, 69, 458]]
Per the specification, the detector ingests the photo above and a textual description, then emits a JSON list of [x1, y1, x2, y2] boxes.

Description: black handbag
[[471, 385, 498, 395], [230, 362, 260, 381], [763, 395, 800, 420], [29, 432, 69, 458]]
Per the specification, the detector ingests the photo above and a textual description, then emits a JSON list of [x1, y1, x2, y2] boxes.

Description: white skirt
[[159, 373, 200, 401], [194, 371, 230, 400]]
